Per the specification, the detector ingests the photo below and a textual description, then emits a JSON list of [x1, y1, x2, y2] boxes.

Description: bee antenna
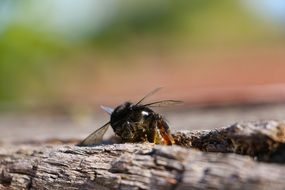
[[135, 87, 163, 105]]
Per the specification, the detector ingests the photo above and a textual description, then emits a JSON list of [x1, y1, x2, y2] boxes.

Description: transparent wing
[[100, 105, 114, 115], [135, 87, 162, 105], [143, 100, 183, 107], [78, 122, 110, 146]]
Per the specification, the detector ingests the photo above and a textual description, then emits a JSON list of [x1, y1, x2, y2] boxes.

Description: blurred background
[[0, 0, 285, 142]]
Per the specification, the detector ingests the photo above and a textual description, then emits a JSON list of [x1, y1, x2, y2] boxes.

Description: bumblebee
[[79, 88, 182, 146]]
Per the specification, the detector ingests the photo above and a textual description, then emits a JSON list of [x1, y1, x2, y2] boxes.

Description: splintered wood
[[1, 120, 285, 190]]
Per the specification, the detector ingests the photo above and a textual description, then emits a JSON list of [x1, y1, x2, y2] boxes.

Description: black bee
[[78, 88, 182, 146]]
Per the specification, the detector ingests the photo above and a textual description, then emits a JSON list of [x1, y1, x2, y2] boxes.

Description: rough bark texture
[[174, 120, 285, 163], [1, 120, 285, 190]]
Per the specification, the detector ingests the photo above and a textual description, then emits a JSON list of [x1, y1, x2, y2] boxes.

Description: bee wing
[[78, 122, 110, 146], [143, 100, 183, 107], [135, 87, 163, 105], [100, 105, 114, 115]]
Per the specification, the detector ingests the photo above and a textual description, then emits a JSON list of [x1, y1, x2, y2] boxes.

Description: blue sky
[[243, 0, 285, 25]]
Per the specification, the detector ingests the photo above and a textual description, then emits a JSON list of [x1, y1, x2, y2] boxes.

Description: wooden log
[[174, 120, 285, 162], [0, 120, 285, 190]]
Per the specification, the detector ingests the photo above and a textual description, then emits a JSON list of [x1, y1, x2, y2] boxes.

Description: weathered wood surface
[[174, 120, 285, 162], [1, 120, 285, 190]]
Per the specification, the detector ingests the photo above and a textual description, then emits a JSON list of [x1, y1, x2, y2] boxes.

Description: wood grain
[[1, 120, 285, 190]]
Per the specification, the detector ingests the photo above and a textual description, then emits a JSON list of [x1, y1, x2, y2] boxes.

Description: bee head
[[110, 102, 133, 124]]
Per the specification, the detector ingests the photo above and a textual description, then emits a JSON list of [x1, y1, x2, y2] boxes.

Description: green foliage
[[0, 25, 68, 103], [90, 0, 272, 48], [0, 0, 280, 106]]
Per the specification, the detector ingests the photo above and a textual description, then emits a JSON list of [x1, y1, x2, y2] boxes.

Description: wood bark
[[1, 120, 285, 190]]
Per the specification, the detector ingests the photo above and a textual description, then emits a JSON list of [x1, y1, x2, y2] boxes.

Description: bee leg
[[147, 113, 165, 144], [117, 122, 135, 143], [146, 113, 172, 145], [146, 114, 158, 143], [154, 114, 175, 145], [147, 126, 162, 144]]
